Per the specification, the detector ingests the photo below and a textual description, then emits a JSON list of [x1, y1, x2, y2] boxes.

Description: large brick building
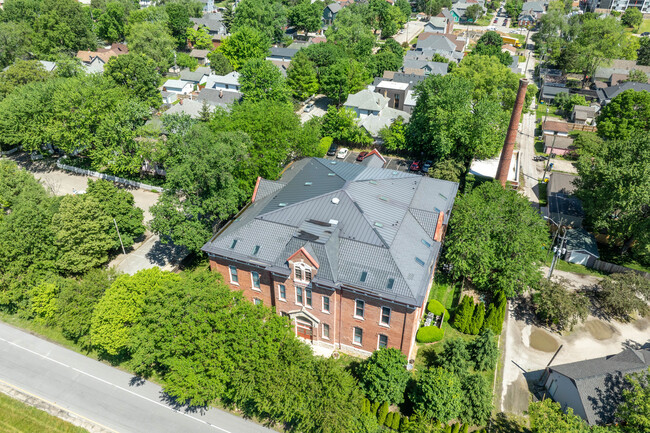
[[202, 157, 458, 359]]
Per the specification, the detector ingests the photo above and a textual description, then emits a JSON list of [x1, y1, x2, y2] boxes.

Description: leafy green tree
[[395, 0, 412, 20], [504, 0, 522, 19], [97, 1, 127, 43], [91, 268, 181, 356], [460, 374, 492, 425], [637, 37, 650, 66], [471, 32, 513, 67], [0, 59, 50, 100], [553, 92, 588, 113], [617, 367, 650, 432], [33, 0, 96, 56], [470, 328, 498, 371], [529, 399, 591, 433], [232, 0, 287, 42], [445, 182, 548, 297], [598, 90, 650, 140], [597, 272, 650, 321], [622, 7, 643, 29], [58, 268, 117, 347], [127, 21, 176, 70], [85, 179, 145, 250], [206, 51, 234, 75], [325, 8, 376, 59], [287, 51, 319, 100], [465, 4, 483, 22], [379, 117, 407, 151], [321, 60, 352, 106], [105, 53, 162, 108], [53, 194, 114, 275], [418, 0, 452, 16], [186, 26, 213, 49], [575, 133, 650, 256], [302, 41, 346, 75], [29, 281, 59, 325], [165, 2, 191, 47], [321, 105, 373, 146], [1, 0, 42, 25], [625, 69, 648, 83], [150, 126, 249, 252], [430, 159, 465, 183], [175, 51, 198, 70], [217, 26, 271, 70], [532, 278, 589, 331], [356, 348, 410, 404], [370, 50, 403, 77], [454, 295, 474, 334], [483, 293, 507, 335], [288, 0, 322, 34], [239, 58, 291, 104], [469, 302, 485, 335], [0, 21, 34, 70], [54, 55, 85, 78], [437, 338, 470, 374], [409, 367, 463, 422], [378, 401, 389, 424]]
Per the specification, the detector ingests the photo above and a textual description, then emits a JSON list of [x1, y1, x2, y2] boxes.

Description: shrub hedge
[[427, 299, 449, 321], [416, 326, 444, 343]]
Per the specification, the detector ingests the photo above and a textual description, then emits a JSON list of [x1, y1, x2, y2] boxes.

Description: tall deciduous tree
[[444, 182, 548, 297], [597, 272, 650, 321], [53, 194, 114, 274], [0, 21, 34, 70], [206, 51, 234, 75], [165, 2, 191, 47], [97, 1, 127, 43], [529, 399, 592, 433], [0, 59, 50, 100], [105, 53, 162, 108], [232, 0, 287, 42], [33, 0, 96, 56], [622, 7, 643, 29], [287, 51, 319, 101], [575, 133, 650, 256], [239, 58, 291, 104], [325, 8, 376, 59], [356, 348, 410, 404], [217, 26, 271, 70], [532, 278, 589, 331], [409, 367, 463, 422], [127, 21, 176, 70], [638, 37, 650, 66], [288, 0, 323, 34], [617, 367, 650, 432], [597, 90, 650, 140]]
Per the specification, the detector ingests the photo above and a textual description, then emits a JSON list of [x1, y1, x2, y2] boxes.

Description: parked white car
[[336, 148, 349, 159]]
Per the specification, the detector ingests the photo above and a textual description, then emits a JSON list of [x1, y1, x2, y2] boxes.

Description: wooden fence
[[568, 123, 597, 133], [588, 259, 650, 279]]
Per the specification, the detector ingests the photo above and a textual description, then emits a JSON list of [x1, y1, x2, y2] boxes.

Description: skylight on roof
[[387, 278, 395, 290], [422, 239, 431, 248], [230, 239, 237, 249], [328, 173, 336, 176], [360, 271, 368, 282], [253, 245, 260, 255], [415, 257, 425, 266], [278, 203, 287, 207], [374, 222, 383, 228], [379, 196, 388, 201], [305, 182, 312, 186], [369, 180, 377, 185], [330, 161, 337, 165]]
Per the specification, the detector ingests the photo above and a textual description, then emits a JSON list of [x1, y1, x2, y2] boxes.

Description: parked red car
[[356, 151, 369, 161], [409, 160, 421, 171]]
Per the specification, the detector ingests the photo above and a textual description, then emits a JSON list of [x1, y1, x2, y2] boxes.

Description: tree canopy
[[597, 90, 650, 140], [356, 348, 410, 404], [239, 58, 291, 104], [217, 26, 271, 70]]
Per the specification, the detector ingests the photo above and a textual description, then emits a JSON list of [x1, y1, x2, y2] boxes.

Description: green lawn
[[537, 181, 547, 207], [535, 103, 562, 122], [474, 12, 495, 27], [542, 256, 607, 277], [595, 242, 650, 274], [0, 392, 88, 433], [637, 19, 650, 34]]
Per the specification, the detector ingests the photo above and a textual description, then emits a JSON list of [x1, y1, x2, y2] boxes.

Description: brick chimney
[[496, 78, 528, 187]]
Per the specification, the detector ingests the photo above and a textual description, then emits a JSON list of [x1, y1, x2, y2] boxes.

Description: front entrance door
[[296, 318, 313, 342]]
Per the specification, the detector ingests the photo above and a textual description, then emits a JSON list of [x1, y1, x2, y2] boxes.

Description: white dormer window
[[294, 262, 312, 283]]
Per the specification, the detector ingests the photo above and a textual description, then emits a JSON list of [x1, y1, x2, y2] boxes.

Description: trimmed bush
[[317, 136, 333, 157], [452, 423, 460, 433], [416, 326, 444, 343], [378, 401, 389, 424], [444, 425, 452, 433], [399, 416, 410, 432], [391, 413, 401, 430], [362, 398, 370, 413], [461, 424, 469, 433], [385, 412, 394, 427], [427, 299, 449, 321], [469, 302, 486, 335]]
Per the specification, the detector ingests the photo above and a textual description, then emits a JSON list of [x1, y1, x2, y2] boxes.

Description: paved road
[[0, 322, 272, 433], [392, 20, 425, 45]]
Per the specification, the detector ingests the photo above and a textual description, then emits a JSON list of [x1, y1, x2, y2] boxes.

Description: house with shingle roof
[[202, 157, 458, 358], [76, 43, 128, 73], [543, 349, 650, 425]]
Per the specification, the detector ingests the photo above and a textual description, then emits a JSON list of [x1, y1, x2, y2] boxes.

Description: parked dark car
[[642, 32, 650, 36], [409, 160, 421, 171], [327, 143, 338, 156], [356, 151, 369, 161], [421, 160, 433, 173], [533, 155, 548, 161]]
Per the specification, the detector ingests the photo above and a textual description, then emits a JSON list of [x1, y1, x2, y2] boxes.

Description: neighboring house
[[197, 87, 242, 109], [323, 2, 342, 25], [563, 228, 600, 266], [588, 0, 650, 14], [190, 49, 210, 66], [402, 60, 448, 76], [76, 43, 128, 73], [542, 120, 570, 137], [204, 71, 241, 91], [191, 13, 228, 47], [375, 72, 426, 114], [179, 66, 212, 86], [543, 349, 650, 424], [161, 91, 178, 105], [267, 47, 299, 62], [424, 16, 453, 34], [198, 0, 215, 13], [594, 59, 650, 85], [375, 81, 409, 111], [359, 149, 387, 168], [501, 44, 517, 55], [39, 60, 57, 73], [509, 54, 520, 74], [547, 172, 584, 228], [413, 33, 465, 63], [518, 12, 537, 26], [596, 82, 650, 105], [162, 79, 194, 95], [539, 84, 570, 103], [522, 1, 545, 14], [451, 1, 485, 22], [543, 135, 575, 156], [572, 105, 597, 125], [344, 89, 411, 136], [163, 98, 211, 119], [201, 157, 459, 358]]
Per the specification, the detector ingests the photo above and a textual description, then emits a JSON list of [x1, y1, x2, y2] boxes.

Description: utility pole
[[114, 218, 126, 255], [548, 226, 567, 280], [541, 133, 557, 183]]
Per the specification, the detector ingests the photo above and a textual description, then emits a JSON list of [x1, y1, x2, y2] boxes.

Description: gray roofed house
[[563, 228, 600, 266], [402, 60, 448, 76], [597, 82, 650, 105], [202, 157, 458, 357], [204, 71, 241, 91], [191, 13, 227, 35], [594, 59, 650, 83], [189, 49, 210, 65], [548, 172, 584, 228], [540, 84, 570, 103], [572, 105, 597, 125], [424, 16, 451, 33], [323, 2, 342, 24], [522, 1, 545, 13], [267, 47, 299, 62], [544, 349, 650, 425], [163, 99, 211, 119], [179, 66, 212, 84], [197, 88, 242, 109], [344, 89, 389, 116], [344, 89, 411, 136]]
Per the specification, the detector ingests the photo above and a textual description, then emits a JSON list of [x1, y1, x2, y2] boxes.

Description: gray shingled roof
[[202, 157, 458, 306], [549, 349, 650, 425]]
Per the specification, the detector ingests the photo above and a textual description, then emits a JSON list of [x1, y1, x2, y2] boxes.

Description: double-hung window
[[296, 287, 303, 305], [305, 289, 312, 307], [378, 334, 388, 349], [322, 296, 330, 313], [380, 307, 391, 326], [353, 327, 363, 345], [278, 284, 286, 301], [251, 272, 260, 290], [229, 266, 239, 284], [355, 300, 365, 319]]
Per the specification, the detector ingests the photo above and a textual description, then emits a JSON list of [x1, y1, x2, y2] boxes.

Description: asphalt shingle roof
[[202, 157, 458, 306]]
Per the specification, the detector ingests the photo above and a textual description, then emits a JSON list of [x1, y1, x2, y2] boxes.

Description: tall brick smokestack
[[496, 78, 528, 187]]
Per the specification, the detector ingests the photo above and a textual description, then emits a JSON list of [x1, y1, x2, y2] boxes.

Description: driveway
[[0, 322, 272, 433], [299, 94, 331, 123], [518, 110, 540, 206], [393, 20, 425, 45]]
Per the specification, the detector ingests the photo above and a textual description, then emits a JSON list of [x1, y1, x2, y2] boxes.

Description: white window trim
[[322, 296, 331, 314], [377, 334, 388, 349], [305, 288, 313, 309], [295, 286, 303, 306], [278, 284, 287, 302], [250, 271, 261, 292], [352, 327, 363, 346], [229, 266, 239, 285], [379, 306, 391, 328], [253, 298, 262, 306], [322, 323, 330, 340], [354, 299, 365, 320], [293, 261, 313, 284]]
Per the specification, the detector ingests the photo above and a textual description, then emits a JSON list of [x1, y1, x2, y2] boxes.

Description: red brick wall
[[209, 257, 275, 306]]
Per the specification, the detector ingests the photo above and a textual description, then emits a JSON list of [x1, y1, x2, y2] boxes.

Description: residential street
[[0, 322, 272, 433]]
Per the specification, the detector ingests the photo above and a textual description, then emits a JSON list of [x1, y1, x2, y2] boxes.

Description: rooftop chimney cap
[[331, 197, 340, 205]]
